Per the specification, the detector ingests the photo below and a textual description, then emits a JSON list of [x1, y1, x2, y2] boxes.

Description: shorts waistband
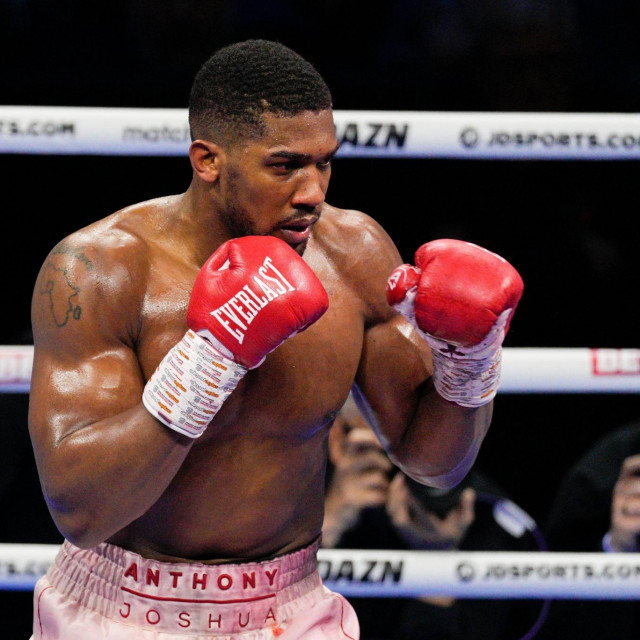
[[47, 538, 323, 635]]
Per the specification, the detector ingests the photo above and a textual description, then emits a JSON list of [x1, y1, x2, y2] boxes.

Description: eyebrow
[[268, 144, 341, 162]]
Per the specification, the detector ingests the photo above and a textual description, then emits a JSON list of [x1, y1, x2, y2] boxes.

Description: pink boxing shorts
[[32, 538, 359, 639]]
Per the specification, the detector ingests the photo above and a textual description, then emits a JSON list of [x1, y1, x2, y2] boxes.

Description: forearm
[[40, 403, 193, 548], [381, 239, 521, 485], [382, 248, 519, 486], [387, 387, 492, 489]]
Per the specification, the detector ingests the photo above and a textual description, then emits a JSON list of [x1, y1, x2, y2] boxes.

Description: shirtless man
[[28, 40, 523, 639]]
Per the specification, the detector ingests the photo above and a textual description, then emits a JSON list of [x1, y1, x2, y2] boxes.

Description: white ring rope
[[2, 106, 640, 159], [2, 544, 640, 599], [2, 346, 639, 393]]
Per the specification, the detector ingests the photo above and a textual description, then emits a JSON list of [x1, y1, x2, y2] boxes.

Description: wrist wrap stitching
[[143, 330, 247, 438], [427, 340, 502, 408], [393, 288, 509, 408]]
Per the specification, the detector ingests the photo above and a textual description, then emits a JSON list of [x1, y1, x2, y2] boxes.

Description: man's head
[[189, 39, 333, 145], [188, 40, 338, 254]]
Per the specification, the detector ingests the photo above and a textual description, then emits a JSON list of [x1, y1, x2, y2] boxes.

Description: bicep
[[29, 343, 144, 448], [29, 249, 145, 452], [337, 210, 433, 449], [354, 313, 433, 450]]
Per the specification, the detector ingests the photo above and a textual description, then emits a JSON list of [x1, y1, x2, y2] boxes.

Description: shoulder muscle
[[32, 224, 149, 355], [315, 206, 403, 323]]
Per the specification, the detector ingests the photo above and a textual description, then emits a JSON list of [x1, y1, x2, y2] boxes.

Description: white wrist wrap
[[143, 330, 247, 438], [426, 334, 503, 408], [394, 290, 511, 408]]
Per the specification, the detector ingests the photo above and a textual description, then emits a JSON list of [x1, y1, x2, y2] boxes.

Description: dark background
[[2, 0, 640, 636]]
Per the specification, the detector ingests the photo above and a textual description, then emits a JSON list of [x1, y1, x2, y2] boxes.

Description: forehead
[[251, 109, 338, 155]]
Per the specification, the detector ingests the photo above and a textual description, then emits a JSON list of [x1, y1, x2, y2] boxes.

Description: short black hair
[[188, 39, 333, 143]]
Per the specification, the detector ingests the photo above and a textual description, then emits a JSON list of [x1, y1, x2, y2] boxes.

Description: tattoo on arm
[[40, 263, 82, 327], [51, 244, 94, 271], [51, 242, 93, 271]]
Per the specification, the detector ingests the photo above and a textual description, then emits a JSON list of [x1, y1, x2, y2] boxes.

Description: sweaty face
[[219, 110, 339, 255]]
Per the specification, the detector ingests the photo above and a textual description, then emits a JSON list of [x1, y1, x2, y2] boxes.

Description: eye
[[318, 155, 335, 171], [271, 159, 302, 172], [271, 162, 288, 170]]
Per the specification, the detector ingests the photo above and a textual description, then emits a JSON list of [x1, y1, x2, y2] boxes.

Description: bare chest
[[135, 257, 365, 438]]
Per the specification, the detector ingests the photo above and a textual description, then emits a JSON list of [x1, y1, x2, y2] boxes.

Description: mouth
[[274, 215, 319, 247]]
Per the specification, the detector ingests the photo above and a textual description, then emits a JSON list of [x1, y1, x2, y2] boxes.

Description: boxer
[[29, 39, 523, 639]]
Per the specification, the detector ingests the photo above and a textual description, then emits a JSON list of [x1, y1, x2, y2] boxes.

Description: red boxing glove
[[144, 236, 328, 438], [187, 235, 329, 369], [387, 239, 524, 407], [388, 239, 523, 345]]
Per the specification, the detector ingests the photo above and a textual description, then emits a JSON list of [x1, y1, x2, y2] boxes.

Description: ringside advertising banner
[[1, 107, 640, 159], [319, 550, 640, 599]]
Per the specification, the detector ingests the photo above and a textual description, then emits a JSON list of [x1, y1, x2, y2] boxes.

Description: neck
[[182, 181, 232, 265]]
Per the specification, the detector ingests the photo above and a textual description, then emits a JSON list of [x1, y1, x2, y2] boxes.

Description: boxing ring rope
[[2, 346, 639, 394], [3, 107, 640, 613], [2, 106, 640, 159], [2, 544, 640, 599]]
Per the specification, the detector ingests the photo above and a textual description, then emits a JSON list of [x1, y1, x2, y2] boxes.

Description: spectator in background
[[324, 394, 544, 640], [539, 420, 640, 639]]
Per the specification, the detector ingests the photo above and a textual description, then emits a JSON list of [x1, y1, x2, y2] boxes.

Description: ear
[[189, 140, 223, 183]]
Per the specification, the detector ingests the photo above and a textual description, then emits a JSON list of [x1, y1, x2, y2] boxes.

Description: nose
[[291, 167, 328, 210]]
